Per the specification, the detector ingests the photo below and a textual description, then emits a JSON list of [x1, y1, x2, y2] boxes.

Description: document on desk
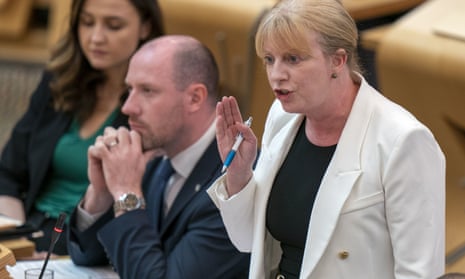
[[7, 258, 119, 278], [432, 11, 465, 43], [0, 214, 22, 231]]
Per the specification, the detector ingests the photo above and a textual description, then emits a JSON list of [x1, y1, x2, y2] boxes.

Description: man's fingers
[[89, 140, 110, 159], [116, 127, 131, 146]]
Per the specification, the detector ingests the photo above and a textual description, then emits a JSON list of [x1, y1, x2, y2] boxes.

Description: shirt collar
[[170, 119, 216, 179]]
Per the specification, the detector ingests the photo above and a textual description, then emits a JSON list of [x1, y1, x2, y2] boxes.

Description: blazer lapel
[[249, 112, 305, 275], [143, 158, 164, 232], [254, 110, 304, 216], [28, 111, 70, 212], [160, 140, 222, 235], [301, 81, 375, 277]]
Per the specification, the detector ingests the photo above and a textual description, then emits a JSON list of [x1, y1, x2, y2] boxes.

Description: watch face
[[124, 193, 140, 208]]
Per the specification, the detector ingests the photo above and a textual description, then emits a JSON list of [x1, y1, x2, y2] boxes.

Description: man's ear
[[185, 83, 207, 113]]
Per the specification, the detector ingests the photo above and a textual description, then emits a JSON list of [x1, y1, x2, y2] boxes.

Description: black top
[[266, 121, 336, 279]]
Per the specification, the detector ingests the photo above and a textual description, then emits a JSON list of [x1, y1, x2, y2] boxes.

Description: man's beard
[[141, 134, 163, 153]]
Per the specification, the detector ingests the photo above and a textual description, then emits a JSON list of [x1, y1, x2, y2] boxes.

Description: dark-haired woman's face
[[78, 0, 150, 73]]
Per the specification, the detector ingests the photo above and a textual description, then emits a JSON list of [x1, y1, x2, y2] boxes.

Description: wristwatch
[[113, 192, 146, 215]]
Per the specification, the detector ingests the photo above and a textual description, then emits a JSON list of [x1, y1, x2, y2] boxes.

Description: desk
[[343, 0, 425, 20], [376, 0, 465, 272], [0, 239, 35, 259]]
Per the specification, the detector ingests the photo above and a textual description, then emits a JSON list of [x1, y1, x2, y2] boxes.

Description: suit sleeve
[[207, 175, 256, 253], [0, 72, 53, 198], [383, 127, 445, 278], [97, 193, 249, 279], [67, 207, 114, 266]]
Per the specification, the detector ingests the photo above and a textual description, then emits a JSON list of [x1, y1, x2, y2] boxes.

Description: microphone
[[38, 212, 66, 279]]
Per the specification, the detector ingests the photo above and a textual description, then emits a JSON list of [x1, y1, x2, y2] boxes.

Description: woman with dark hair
[[0, 0, 164, 256]]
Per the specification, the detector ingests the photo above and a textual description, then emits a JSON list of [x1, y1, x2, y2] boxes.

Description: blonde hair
[[255, 0, 361, 79]]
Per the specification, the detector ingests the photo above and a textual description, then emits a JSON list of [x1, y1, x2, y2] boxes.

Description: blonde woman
[[209, 0, 445, 278]]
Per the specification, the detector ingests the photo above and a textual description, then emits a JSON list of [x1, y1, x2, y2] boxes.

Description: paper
[[432, 11, 465, 42], [0, 215, 22, 231], [7, 258, 119, 279]]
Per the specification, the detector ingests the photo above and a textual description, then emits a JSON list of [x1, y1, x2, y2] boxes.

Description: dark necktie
[[153, 158, 175, 225]]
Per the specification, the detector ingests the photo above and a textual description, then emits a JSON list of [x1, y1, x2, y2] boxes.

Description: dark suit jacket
[[68, 140, 250, 279], [0, 72, 128, 215]]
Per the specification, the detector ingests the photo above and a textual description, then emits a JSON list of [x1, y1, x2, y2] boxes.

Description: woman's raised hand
[[216, 96, 257, 195]]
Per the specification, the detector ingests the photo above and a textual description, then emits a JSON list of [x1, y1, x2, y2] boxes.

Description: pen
[[221, 116, 253, 173]]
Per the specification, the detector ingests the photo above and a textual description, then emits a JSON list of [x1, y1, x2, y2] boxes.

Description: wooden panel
[[360, 24, 392, 51], [33, 0, 50, 9], [1, 239, 35, 259], [159, 0, 276, 140], [0, 0, 9, 10], [46, 0, 71, 47], [0, 0, 33, 39], [0, 27, 48, 63], [0, 0, 71, 63], [0, 243, 16, 278], [343, 0, 425, 20], [376, 0, 465, 272]]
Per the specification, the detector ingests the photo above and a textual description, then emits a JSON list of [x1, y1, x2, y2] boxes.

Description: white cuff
[[76, 200, 106, 231]]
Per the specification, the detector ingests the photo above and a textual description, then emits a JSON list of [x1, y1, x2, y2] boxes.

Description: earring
[[331, 73, 338, 79]]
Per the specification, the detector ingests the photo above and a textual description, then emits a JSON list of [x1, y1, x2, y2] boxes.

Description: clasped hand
[[83, 127, 159, 214]]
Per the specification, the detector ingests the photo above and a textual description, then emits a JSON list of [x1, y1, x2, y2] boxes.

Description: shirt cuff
[[215, 178, 244, 201], [76, 200, 106, 232]]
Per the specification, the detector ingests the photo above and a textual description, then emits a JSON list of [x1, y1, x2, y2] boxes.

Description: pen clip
[[244, 116, 253, 128], [236, 117, 252, 139]]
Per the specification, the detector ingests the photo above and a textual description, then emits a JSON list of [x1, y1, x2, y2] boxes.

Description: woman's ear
[[331, 48, 348, 73], [139, 21, 151, 41]]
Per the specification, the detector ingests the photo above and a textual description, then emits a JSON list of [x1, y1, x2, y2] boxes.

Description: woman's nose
[[90, 25, 106, 44], [268, 62, 288, 82]]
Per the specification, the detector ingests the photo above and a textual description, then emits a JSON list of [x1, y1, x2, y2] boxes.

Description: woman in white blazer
[[208, 0, 446, 278]]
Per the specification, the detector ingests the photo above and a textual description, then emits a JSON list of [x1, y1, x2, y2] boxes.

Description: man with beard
[[67, 35, 250, 279]]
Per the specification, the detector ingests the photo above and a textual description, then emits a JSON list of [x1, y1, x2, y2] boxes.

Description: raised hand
[[216, 96, 257, 195]]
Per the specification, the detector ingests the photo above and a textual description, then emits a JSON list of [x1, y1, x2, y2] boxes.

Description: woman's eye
[[107, 20, 124, 30], [287, 55, 301, 64], [263, 55, 274, 65], [79, 17, 94, 27]]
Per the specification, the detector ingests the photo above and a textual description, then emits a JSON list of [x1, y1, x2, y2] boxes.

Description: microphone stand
[[38, 212, 66, 279]]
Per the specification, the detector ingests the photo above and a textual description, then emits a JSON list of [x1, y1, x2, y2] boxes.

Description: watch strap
[[113, 193, 146, 215]]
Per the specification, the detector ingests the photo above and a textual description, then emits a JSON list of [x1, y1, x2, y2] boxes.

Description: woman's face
[[78, 0, 150, 73], [262, 30, 335, 116]]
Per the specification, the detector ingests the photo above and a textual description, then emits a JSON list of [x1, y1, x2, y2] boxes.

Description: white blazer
[[208, 78, 445, 279]]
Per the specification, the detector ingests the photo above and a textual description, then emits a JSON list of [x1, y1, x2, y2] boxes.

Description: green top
[[35, 109, 119, 221]]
